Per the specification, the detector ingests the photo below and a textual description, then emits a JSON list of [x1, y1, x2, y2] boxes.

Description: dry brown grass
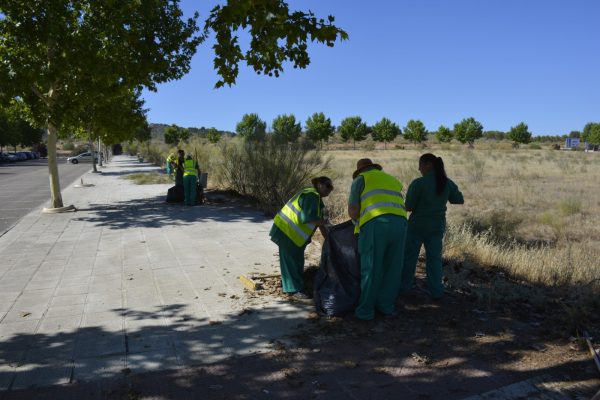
[[321, 146, 600, 305]]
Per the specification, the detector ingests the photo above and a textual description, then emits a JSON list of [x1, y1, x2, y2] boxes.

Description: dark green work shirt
[[347, 175, 365, 207], [405, 171, 463, 231], [270, 191, 324, 248]]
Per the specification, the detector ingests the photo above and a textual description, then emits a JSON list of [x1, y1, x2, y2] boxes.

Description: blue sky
[[142, 0, 600, 135]]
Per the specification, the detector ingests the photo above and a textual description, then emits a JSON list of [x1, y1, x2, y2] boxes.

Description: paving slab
[[0, 155, 307, 390]]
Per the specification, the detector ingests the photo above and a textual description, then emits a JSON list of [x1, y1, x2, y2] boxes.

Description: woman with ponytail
[[400, 153, 464, 300]]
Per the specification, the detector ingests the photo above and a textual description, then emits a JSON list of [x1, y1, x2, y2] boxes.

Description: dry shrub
[[216, 138, 329, 214], [141, 141, 166, 166], [464, 209, 523, 243], [443, 222, 600, 299], [185, 137, 220, 177]]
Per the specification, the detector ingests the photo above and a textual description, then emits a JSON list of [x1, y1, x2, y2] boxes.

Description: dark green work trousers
[[355, 215, 407, 320], [278, 237, 307, 293], [401, 223, 445, 299], [183, 175, 197, 206]]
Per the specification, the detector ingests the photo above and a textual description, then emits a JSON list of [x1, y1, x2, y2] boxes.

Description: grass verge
[[122, 172, 173, 185]]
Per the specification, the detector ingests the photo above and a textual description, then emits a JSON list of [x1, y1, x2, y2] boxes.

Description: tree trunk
[[353, 138, 356, 150], [98, 137, 103, 167], [47, 122, 64, 208], [384, 141, 387, 150], [89, 133, 97, 173]]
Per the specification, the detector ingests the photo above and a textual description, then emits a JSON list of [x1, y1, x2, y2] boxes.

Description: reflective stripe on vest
[[355, 169, 406, 234], [183, 159, 198, 176], [273, 188, 321, 247]]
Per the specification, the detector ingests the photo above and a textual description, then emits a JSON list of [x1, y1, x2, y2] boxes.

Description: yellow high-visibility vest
[[274, 188, 321, 247], [355, 169, 406, 234], [183, 159, 198, 177]]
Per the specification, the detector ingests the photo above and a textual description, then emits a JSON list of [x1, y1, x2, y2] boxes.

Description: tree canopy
[[0, 106, 43, 151], [207, 128, 222, 144], [435, 125, 453, 143], [403, 119, 428, 144], [237, 113, 267, 141], [339, 116, 369, 149], [305, 112, 335, 145], [586, 123, 600, 144], [582, 122, 600, 143], [205, 0, 348, 88], [507, 122, 532, 146], [0, 0, 346, 208], [453, 117, 483, 147], [371, 118, 401, 149], [272, 114, 302, 143], [164, 125, 190, 145]]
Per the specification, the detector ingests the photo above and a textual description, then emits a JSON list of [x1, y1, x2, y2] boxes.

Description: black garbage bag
[[313, 220, 361, 316], [196, 181, 204, 204], [166, 185, 184, 203]]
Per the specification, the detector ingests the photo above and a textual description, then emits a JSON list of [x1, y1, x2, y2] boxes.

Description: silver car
[[66, 152, 99, 164]]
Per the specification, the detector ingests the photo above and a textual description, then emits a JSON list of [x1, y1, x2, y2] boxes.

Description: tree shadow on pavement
[[1, 287, 598, 400], [72, 194, 270, 229], [0, 301, 307, 396]]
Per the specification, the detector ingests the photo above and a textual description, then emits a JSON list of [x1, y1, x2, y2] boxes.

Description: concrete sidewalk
[[0, 155, 307, 390]]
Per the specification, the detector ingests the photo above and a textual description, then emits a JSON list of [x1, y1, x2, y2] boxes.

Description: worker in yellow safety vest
[[166, 153, 175, 177], [182, 154, 200, 206], [348, 158, 407, 320], [175, 149, 185, 187], [270, 177, 334, 301]]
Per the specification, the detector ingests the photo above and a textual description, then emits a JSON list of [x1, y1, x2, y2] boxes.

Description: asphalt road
[[0, 158, 91, 235]]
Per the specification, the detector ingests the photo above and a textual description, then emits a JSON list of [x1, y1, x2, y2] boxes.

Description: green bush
[[62, 142, 75, 151], [124, 142, 139, 156], [71, 145, 88, 156], [216, 137, 329, 214]]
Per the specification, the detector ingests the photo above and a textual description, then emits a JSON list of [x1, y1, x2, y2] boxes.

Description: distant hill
[[149, 123, 235, 140]]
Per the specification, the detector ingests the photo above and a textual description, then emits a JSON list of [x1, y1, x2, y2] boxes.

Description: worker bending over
[[270, 177, 334, 301]]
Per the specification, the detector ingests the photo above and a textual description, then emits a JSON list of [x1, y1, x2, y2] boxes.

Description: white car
[[66, 152, 100, 164]]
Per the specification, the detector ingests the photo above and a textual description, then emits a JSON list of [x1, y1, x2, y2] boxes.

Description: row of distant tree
[[163, 113, 591, 148], [160, 114, 600, 148]]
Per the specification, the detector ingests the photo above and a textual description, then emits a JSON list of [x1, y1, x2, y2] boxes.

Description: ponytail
[[419, 153, 448, 195]]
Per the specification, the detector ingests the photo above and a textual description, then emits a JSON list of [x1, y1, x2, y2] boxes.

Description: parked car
[[66, 152, 99, 164], [9, 152, 27, 161], [0, 153, 16, 162]]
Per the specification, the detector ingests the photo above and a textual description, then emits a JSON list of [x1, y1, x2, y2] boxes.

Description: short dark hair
[[311, 176, 332, 188]]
